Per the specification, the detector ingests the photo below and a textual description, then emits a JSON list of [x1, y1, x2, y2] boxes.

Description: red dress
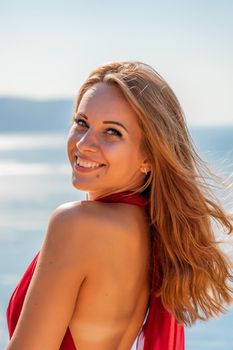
[[6, 191, 184, 349]]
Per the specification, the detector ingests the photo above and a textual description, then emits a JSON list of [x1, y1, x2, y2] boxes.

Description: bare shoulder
[[42, 200, 148, 285], [45, 200, 133, 257], [49, 199, 128, 232]]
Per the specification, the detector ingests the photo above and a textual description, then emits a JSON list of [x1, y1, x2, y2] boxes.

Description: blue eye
[[74, 118, 87, 127], [74, 118, 122, 138], [105, 128, 122, 137]]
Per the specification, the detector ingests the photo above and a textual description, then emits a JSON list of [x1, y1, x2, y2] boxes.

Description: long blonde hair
[[73, 60, 233, 325]]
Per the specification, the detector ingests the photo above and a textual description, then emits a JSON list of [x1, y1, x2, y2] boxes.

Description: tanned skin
[[7, 83, 151, 350]]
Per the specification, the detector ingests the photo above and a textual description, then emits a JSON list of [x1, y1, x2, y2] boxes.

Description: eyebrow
[[77, 112, 128, 133]]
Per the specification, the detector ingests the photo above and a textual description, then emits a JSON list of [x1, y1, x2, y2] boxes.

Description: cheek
[[67, 127, 82, 145], [67, 130, 78, 155], [67, 133, 73, 148], [102, 142, 125, 160], [106, 144, 137, 167]]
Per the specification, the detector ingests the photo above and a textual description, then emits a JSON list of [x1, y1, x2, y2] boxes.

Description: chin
[[71, 177, 97, 193], [72, 179, 87, 192]]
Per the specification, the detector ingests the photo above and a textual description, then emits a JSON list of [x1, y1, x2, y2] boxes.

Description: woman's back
[[68, 200, 151, 349], [8, 60, 232, 350], [7, 194, 151, 350]]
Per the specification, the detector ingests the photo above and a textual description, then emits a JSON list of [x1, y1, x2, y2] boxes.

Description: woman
[[6, 61, 233, 350]]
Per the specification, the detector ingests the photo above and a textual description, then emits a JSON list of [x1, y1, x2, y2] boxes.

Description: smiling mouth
[[74, 156, 106, 170], [77, 163, 105, 169]]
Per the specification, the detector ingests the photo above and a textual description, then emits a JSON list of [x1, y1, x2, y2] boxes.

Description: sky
[[0, 0, 233, 126]]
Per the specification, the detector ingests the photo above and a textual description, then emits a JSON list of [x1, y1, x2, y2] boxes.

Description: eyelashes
[[73, 118, 86, 127], [73, 118, 123, 138]]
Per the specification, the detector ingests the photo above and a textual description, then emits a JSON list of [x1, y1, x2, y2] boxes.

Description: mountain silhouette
[[0, 97, 74, 132]]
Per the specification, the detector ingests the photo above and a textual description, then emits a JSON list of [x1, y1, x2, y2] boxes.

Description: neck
[[85, 190, 149, 207], [86, 190, 133, 201]]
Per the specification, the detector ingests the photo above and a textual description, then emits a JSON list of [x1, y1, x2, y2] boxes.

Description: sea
[[0, 128, 233, 350]]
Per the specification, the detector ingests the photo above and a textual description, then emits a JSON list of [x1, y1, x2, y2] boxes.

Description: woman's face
[[67, 82, 148, 200]]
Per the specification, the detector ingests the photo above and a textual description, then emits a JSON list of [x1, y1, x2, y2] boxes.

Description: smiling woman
[[6, 61, 233, 350], [67, 82, 148, 200]]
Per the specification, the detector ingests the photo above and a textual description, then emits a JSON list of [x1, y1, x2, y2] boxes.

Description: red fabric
[[6, 191, 184, 349], [136, 296, 184, 350], [6, 251, 39, 337], [6, 251, 76, 349]]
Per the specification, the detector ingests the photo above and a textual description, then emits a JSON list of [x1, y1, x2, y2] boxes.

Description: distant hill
[[1, 97, 233, 149], [0, 97, 74, 132]]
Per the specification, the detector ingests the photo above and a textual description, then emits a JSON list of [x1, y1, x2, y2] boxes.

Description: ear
[[140, 160, 151, 174]]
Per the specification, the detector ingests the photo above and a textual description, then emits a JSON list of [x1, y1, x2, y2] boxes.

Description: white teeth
[[77, 157, 102, 168]]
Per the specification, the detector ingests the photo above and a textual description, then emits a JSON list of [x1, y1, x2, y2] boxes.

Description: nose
[[76, 129, 99, 153]]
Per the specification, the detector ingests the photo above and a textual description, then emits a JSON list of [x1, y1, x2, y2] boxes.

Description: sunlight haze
[[1, 0, 232, 125]]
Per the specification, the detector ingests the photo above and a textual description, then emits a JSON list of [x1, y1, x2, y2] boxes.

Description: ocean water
[[0, 129, 233, 350]]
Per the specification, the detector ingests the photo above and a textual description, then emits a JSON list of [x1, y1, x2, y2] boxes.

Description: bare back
[[69, 201, 151, 350]]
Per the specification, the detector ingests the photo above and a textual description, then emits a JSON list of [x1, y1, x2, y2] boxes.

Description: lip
[[75, 154, 105, 166], [74, 154, 106, 173], [74, 162, 105, 173]]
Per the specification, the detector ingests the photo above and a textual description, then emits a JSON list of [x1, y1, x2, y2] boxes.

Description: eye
[[74, 118, 122, 138], [105, 128, 122, 137], [74, 118, 87, 128]]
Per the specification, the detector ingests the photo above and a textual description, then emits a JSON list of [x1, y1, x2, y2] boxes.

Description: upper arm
[[7, 203, 93, 350]]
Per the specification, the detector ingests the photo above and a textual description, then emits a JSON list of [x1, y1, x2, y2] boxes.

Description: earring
[[143, 167, 147, 175]]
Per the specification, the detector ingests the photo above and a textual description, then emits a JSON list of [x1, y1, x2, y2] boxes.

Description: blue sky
[[1, 0, 233, 125]]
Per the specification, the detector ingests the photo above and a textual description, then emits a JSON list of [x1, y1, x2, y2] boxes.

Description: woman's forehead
[[77, 82, 143, 141], [79, 82, 125, 105], [78, 83, 136, 121]]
